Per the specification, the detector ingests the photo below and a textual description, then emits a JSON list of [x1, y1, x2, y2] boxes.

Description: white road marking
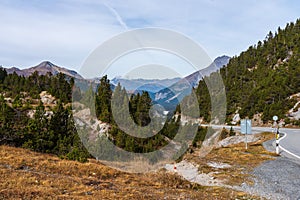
[[201, 124, 300, 161], [278, 131, 300, 160]]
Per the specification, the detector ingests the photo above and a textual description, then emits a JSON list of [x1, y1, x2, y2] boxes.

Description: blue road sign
[[241, 119, 252, 134]]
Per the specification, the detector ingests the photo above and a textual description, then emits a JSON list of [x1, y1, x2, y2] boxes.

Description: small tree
[[229, 127, 235, 136]]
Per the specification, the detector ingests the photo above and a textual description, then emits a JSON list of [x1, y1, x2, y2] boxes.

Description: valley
[[0, 6, 300, 200]]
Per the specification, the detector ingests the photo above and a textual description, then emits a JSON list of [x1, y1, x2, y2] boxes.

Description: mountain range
[[3, 56, 229, 86], [2, 55, 230, 112], [110, 77, 181, 93], [110, 55, 230, 93], [152, 55, 230, 111]]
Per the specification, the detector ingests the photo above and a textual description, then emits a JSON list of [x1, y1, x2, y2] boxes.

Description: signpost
[[272, 115, 278, 134], [241, 119, 252, 150]]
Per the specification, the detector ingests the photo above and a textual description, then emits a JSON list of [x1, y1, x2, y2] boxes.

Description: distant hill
[[4, 61, 83, 79]]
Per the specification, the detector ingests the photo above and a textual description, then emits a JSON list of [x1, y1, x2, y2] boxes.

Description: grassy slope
[[0, 133, 276, 199]]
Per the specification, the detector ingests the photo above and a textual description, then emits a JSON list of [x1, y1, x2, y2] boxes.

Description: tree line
[[0, 71, 208, 163]]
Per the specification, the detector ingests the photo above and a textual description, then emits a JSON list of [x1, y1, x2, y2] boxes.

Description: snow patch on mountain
[[166, 92, 181, 103], [155, 92, 169, 101]]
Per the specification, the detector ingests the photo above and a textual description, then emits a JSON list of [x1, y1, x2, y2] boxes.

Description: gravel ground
[[242, 140, 300, 200], [166, 138, 300, 199], [165, 160, 226, 187]]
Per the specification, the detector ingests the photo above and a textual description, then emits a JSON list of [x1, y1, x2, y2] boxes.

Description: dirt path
[[165, 160, 228, 187]]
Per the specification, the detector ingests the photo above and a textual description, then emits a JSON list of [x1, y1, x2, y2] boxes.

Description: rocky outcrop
[[40, 91, 56, 105], [287, 93, 300, 120]]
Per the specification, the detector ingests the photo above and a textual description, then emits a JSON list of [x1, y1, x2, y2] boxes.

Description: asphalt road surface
[[279, 128, 300, 160]]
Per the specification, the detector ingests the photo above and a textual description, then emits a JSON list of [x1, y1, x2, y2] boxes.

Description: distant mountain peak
[[217, 55, 230, 59], [39, 61, 55, 67], [213, 55, 231, 69], [4, 61, 83, 79], [184, 55, 231, 88]]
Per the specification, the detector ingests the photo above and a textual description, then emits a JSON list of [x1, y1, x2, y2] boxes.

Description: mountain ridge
[[2, 55, 229, 90], [185, 55, 230, 87], [110, 55, 230, 92], [152, 55, 231, 111], [3, 61, 83, 79]]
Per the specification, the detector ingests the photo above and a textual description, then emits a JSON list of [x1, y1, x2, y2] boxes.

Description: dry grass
[[185, 132, 277, 186], [0, 144, 262, 199]]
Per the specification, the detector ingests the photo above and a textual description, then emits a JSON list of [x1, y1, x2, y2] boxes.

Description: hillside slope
[[0, 145, 257, 199], [197, 19, 300, 124]]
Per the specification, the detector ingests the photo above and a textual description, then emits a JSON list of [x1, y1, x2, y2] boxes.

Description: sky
[[0, 0, 300, 79]]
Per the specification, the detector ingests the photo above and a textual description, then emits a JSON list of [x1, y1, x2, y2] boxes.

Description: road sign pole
[[241, 119, 251, 150], [276, 128, 280, 154], [245, 120, 248, 150], [273, 116, 279, 154], [273, 122, 277, 138]]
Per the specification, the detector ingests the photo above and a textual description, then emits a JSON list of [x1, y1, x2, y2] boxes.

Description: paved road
[[206, 125, 300, 160], [278, 128, 300, 160], [204, 125, 300, 199]]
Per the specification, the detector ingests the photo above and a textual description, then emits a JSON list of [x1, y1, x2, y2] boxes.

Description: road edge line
[[278, 131, 300, 160]]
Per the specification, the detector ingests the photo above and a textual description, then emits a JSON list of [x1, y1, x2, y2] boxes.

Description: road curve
[[279, 128, 300, 160], [205, 125, 300, 160]]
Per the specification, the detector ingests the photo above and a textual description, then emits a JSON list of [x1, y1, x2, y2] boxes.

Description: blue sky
[[1, 0, 300, 78]]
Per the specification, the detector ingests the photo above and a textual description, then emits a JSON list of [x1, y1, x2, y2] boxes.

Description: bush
[[66, 147, 88, 163], [220, 128, 229, 140]]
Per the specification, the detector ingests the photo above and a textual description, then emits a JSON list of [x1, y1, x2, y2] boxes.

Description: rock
[[44, 111, 53, 117], [39, 91, 56, 105], [73, 107, 110, 136], [231, 113, 240, 125], [27, 110, 36, 118], [4, 97, 13, 103], [287, 93, 300, 120], [207, 161, 231, 169], [252, 113, 264, 126], [217, 135, 259, 148]]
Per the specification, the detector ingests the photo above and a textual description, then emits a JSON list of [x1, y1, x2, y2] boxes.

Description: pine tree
[[95, 75, 112, 123]]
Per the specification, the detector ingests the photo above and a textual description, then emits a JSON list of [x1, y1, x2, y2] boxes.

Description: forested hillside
[[0, 70, 90, 162], [80, 75, 207, 163], [0, 70, 208, 163], [197, 19, 300, 124]]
